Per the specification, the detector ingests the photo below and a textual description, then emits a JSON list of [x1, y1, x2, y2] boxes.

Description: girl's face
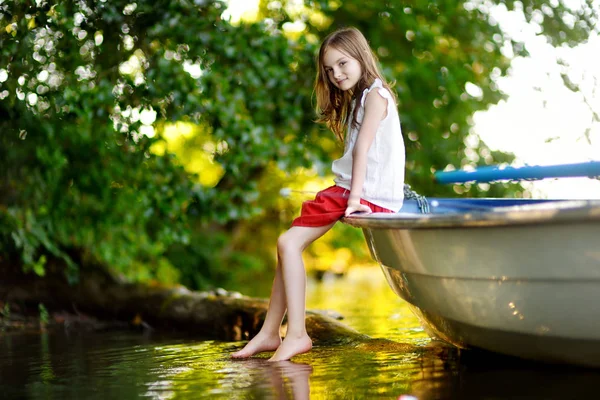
[[322, 47, 362, 92]]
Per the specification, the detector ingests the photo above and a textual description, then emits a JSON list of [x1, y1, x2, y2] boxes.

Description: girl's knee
[[277, 230, 298, 256]]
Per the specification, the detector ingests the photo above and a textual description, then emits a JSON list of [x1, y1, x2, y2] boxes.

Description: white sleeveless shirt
[[332, 78, 405, 212]]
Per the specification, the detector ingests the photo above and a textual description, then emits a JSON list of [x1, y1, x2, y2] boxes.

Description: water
[[2, 267, 600, 399]]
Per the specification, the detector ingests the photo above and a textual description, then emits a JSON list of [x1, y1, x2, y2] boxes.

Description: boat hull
[[346, 199, 600, 366]]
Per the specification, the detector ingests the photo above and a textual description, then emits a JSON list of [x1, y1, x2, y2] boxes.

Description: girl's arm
[[345, 90, 388, 216]]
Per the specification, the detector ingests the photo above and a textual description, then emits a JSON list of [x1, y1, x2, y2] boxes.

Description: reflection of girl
[[232, 27, 405, 361], [241, 360, 313, 400]]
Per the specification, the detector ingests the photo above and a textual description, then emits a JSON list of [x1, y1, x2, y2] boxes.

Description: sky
[[224, 1, 600, 199], [474, 4, 600, 199]]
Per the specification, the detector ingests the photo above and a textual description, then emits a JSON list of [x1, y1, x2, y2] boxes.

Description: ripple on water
[[8, 269, 600, 399]]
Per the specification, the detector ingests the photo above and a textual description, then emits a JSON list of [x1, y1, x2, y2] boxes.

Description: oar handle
[[435, 161, 600, 184]]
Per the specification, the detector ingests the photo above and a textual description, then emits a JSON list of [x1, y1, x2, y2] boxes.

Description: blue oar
[[435, 161, 600, 184]]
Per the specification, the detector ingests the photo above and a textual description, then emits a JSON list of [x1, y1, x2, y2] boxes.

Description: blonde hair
[[315, 27, 396, 142]]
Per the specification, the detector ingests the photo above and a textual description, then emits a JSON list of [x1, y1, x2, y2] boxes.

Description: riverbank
[[0, 301, 135, 334]]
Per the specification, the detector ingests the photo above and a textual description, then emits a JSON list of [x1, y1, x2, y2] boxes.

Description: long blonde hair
[[315, 27, 396, 142]]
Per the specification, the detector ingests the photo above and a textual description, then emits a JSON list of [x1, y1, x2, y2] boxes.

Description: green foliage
[[260, 0, 598, 197], [0, 0, 325, 282], [39, 303, 49, 325], [1, 0, 596, 289], [1, 303, 10, 319]]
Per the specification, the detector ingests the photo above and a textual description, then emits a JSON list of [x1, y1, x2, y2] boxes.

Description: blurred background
[[1, 0, 599, 296]]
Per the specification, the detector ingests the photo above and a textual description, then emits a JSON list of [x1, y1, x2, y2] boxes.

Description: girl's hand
[[345, 200, 372, 217]]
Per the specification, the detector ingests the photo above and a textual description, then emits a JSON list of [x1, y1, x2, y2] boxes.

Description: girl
[[232, 27, 405, 361]]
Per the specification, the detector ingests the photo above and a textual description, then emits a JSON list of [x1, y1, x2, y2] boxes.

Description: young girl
[[232, 27, 405, 361]]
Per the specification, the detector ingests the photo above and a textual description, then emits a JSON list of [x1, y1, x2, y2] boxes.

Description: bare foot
[[231, 333, 282, 358], [268, 334, 312, 362]]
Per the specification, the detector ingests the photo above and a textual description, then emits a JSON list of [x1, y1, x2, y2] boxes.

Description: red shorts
[[291, 185, 393, 227]]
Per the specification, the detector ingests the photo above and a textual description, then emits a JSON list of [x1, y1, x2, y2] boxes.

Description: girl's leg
[[231, 255, 286, 358], [269, 223, 335, 361]]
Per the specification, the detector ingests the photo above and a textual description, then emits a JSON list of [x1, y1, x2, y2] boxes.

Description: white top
[[332, 78, 405, 212]]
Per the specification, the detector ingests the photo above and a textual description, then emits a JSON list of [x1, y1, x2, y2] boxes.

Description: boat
[[343, 162, 600, 366]]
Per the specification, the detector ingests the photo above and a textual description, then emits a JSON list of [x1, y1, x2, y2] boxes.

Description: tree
[[0, 0, 323, 282], [257, 0, 599, 196], [1, 0, 597, 290]]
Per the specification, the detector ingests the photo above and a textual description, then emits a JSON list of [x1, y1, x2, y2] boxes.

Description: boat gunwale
[[343, 199, 600, 229]]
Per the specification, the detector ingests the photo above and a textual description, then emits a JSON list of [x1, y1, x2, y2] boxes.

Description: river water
[[1, 267, 599, 399]]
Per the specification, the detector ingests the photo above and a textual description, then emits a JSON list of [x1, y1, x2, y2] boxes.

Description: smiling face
[[322, 47, 363, 92]]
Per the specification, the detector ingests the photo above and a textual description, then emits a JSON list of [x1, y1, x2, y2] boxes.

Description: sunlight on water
[[306, 266, 430, 346], [3, 267, 600, 399]]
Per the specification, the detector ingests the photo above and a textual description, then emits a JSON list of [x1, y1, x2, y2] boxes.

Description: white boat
[[344, 198, 600, 367]]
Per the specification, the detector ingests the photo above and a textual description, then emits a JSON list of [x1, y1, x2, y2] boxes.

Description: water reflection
[[2, 268, 600, 398], [236, 359, 313, 400], [410, 348, 600, 400]]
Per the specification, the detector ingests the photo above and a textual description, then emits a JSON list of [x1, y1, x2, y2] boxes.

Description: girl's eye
[[340, 62, 346, 66]]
